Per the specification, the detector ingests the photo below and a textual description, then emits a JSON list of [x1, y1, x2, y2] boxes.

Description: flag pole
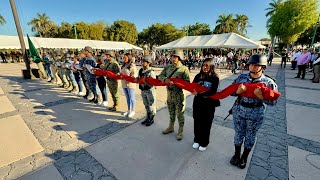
[[9, 0, 30, 70]]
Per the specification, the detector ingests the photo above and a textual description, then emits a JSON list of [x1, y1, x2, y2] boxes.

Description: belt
[[239, 101, 263, 108]]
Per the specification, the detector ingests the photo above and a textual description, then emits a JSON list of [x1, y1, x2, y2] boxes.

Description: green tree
[[58, 22, 73, 38], [265, 0, 283, 25], [268, 0, 318, 45], [213, 14, 237, 34], [138, 23, 185, 48], [182, 22, 211, 36], [0, 14, 6, 25], [235, 14, 251, 36], [265, 0, 283, 52], [28, 13, 54, 37], [107, 20, 138, 44], [296, 25, 320, 47]]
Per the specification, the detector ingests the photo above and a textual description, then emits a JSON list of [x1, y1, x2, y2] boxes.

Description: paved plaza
[[0, 59, 319, 180]]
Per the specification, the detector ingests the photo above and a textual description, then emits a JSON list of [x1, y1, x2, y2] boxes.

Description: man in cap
[[229, 54, 278, 169], [138, 55, 157, 126], [100, 50, 121, 111], [158, 49, 190, 140], [83, 46, 99, 103]]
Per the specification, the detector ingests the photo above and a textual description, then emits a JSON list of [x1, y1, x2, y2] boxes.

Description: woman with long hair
[[192, 58, 220, 151], [120, 53, 138, 117]]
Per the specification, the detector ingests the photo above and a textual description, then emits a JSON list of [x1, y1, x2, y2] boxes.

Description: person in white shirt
[[291, 50, 301, 70]]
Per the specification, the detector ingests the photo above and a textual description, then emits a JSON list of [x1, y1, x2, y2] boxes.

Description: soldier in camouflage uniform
[[230, 54, 278, 169], [83, 46, 99, 104], [42, 51, 54, 82], [138, 55, 157, 126], [100, 50, 121, 111], [57, 53, 70, 88], [50, 51, 61, 84], [158, 49, 190, 140]]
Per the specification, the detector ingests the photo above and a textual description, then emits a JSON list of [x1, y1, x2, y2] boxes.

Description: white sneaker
[[78, 92, 85, 96], [101, 101, 108, 107], [192, 143, 200, 149], [198, 146, 207, 152], [123, 111, 129, 117], [128, 111, 135, 118]]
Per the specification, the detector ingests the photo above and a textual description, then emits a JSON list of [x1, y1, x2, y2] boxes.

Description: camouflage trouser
[[58, 67, 69, 86], [141, 88, 156, 116], [51, 64, 61, 83], [107, 79, 119, 105], [232, 104, 265, 149], [167, 90, 185, 127], [36, 62, 47, 79]]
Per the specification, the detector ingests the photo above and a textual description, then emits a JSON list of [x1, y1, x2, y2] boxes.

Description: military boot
[[237, 148, 251, 169], [109, 103, 119, 111], [230, 144, 241, 166], [145, 114, 154, 126], [141, 113, 150, 125], [162, 123, 174, 134], [176, 127, 184, 141]]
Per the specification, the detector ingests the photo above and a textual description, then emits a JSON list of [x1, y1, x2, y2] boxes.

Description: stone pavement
[[0, 60, 319, 180]]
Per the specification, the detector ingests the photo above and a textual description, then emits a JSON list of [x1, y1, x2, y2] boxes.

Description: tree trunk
[[270, 36, 275, 52]]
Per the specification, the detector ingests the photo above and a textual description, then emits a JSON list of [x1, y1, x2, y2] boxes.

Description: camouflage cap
[[105, 50, 115, 57], [84, 46, 93, 53]]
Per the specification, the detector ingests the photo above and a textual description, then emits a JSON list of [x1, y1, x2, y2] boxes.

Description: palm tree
[[265, 0, 283, 19], [214, 14, 236, 34], [265, 0, 283, 52], [0, 14, 6, 25], [28, 13, 54, 37], [235, 14, 251, 36]]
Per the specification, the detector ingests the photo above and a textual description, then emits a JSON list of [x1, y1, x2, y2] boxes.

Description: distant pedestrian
[[295, 48, 311, 79], [280, 50, 287, 68]]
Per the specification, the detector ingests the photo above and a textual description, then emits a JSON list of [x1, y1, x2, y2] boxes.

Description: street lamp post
[[311, 14, 320, 49], [9, 0, 30, 70], [74, 24, 77, 39]]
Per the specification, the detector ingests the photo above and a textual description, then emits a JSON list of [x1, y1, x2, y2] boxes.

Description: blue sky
[[0, 0, 271, 40]]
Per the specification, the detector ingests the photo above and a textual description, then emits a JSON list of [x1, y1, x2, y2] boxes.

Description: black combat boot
[[145, 114, 154, 126], [237, 148, 251, 169], [230, 144, 241, 166], [141, 113, 150, 125]]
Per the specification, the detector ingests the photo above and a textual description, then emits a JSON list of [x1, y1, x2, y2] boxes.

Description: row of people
[[38, 47, 278, 170]]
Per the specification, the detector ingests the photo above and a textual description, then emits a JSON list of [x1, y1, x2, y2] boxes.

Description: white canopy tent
[[156, 33, 266, 49], [0, 35, 143, 50]]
